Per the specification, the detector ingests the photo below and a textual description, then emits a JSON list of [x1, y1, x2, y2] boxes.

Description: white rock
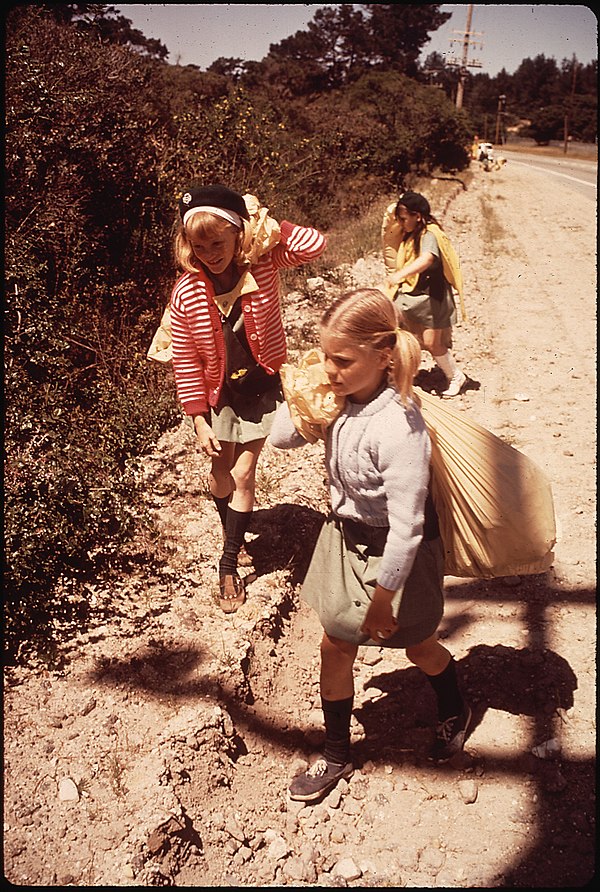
[[329, 826, 345, 844], [458, 778, 478, 803], [57, 777, 80, 802], [266, 832, 289, 861], [306, 276, 326, 292], [225, 814, 246, 842], [325, 787, 342, 809], [333, 856, 362, 881], [360, 650, 383, 666]]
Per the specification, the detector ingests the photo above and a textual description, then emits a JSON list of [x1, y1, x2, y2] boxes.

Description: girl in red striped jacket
[[170, 184, 326, 613]]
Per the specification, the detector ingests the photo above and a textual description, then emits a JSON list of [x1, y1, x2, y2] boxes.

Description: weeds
[[106, 751, 126, 798], [478, 193, 507, 250]]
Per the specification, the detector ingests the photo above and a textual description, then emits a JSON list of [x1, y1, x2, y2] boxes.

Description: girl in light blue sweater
[[269, 288, 470, 802]]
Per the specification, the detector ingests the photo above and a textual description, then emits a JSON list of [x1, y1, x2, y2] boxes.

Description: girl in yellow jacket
[[383, 192, 467, 398]]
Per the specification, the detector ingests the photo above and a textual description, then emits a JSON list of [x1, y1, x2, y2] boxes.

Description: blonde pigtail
[[389, 329, 421, 406]]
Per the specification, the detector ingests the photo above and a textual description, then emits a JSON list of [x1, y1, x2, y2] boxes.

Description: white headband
[[183, 205, 242, 228]]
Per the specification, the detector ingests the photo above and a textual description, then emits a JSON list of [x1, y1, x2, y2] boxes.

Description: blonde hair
[[173, 211, 253, 273], [320, 288, 421, 406]]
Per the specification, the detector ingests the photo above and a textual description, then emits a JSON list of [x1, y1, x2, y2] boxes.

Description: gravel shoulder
[[3, 160, 596, 888]]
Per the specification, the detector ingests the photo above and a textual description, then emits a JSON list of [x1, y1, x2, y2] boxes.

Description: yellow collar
[[211, 270, 258, 317]]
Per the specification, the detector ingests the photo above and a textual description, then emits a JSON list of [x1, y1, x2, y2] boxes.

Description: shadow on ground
[[415, 365, 481, 396], [89, 571, 595, 888]]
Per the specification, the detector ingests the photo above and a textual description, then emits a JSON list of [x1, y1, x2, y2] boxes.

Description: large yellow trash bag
[[242, 193, 281, 264], [417, 388, 556, 578], [279, 350, 556, 578], [381, 200, 404, 279]]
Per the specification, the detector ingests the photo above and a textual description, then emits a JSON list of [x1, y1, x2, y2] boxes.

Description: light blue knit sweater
[[269, 386, 431, 592]]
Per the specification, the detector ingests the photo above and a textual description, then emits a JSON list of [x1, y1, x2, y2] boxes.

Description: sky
[[116, 4, 598, 76]]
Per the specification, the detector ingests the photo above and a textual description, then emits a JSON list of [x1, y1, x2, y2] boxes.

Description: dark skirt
[[210, 376, 283, 444], [302, 515, 444, 647]]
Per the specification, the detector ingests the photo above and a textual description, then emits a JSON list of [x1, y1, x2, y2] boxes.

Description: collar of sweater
[[211, 269, 258, 318], [343, 384, 398, 417]]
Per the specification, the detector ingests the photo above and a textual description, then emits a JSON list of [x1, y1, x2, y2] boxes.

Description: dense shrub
[[289, 71, 471, 223], [4, 7, 180, 662]]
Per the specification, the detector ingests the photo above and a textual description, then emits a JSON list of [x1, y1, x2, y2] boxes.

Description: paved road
[[500, 151, 597, 199]]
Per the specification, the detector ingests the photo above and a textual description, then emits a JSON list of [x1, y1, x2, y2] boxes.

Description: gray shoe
[[289, 757, 353, 802], [432, 705, 472, 761]]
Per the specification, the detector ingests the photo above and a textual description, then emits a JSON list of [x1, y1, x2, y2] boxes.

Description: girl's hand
[[193, 415, 222, 457], [361, 585, 399, 642], [386, 271, 405, 287]]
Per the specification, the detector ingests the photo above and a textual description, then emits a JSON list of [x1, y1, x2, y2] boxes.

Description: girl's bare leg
[[405, 632, 451, 674], [320, 632, 359, 700]]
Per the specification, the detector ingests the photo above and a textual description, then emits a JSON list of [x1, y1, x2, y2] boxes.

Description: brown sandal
[[237, 543, 254, 568], [218, 573, 246, 614]]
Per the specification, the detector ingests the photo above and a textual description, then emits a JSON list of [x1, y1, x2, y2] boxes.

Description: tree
[[511, 54, 561, 113], [527, 106, 564, 144], [420, 50, 459, 98], [260, 3, 451, 94], [264, 6, 369, 92], [43, 2, 169, 59], [4, 5, 179, 659], [363, 4, 451, 76], [207, 57, 246, 80], [304, 70, 470, 194]]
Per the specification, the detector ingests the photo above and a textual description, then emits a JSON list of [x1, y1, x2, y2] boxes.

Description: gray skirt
[[302, 515, 444, 647], [394, 289, 456, 330]]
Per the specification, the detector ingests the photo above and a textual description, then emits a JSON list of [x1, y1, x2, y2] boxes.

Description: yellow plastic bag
[[147, 305, 174, 364], [279, 348, 344, 444], [242, 193, 281, 264], [279, 350, 556, 578], [381, 200, 404, 278]]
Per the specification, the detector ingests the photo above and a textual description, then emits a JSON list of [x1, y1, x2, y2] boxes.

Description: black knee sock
[[219, 508, 252, 575], [425, 657, 464, 721], [212, 494, 230, 529], [322, 695, 353, 766]]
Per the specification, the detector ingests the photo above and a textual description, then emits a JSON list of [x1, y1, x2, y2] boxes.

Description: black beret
[[178, 183, 250, 221], [396, 191, 431, 217]]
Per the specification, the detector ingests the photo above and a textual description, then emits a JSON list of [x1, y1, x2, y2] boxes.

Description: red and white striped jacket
[[170, 220, 326, 416]]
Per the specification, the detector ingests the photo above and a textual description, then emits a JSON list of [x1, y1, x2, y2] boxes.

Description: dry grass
[[319, 196, 395, 269], [477, 192, 507, 248], [502, 143, 597, 161]]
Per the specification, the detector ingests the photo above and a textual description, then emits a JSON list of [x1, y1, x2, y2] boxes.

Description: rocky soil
[[3, 159, 596, 888]]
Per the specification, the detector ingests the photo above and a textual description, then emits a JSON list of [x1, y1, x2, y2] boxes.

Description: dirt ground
[[3, 158, 596, 888]]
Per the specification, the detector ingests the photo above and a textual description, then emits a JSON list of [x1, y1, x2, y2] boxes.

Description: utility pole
[[495, 94, 506, 144], [563, 59, 579, 155], [446, 3, 483, 109]]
